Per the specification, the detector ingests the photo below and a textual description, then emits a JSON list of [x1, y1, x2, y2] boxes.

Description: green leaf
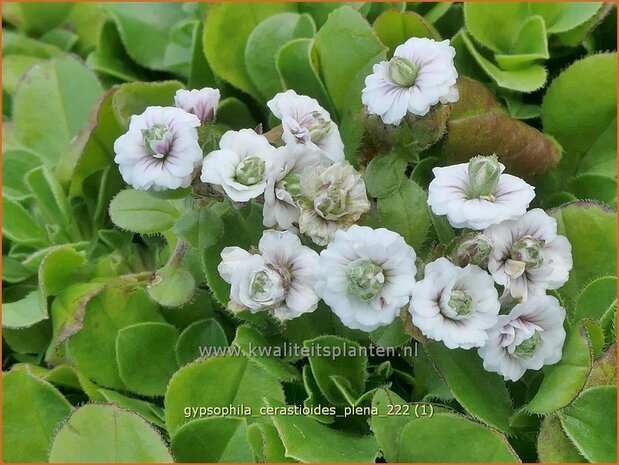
[[173, 204, 225, 250], [268, 398, 379, 462], [370, 317, 411, 348], [313, 6, 386, 117], [44, 283, 106, 365], [216, 97, 257, 130], [2, 149, 42, 199], [188, 22, 217, 89], [48, 404, 173, 462], [585, 343, 617, 389], [3, 321, 51, 355], [165, 355, 284, 433], [147, 264, 196, 308], [425, 342, 514, 433], [373, 10, 440, 57], [303, 335, 367, 406], [247, 423, 293, 463], [87, 21, 149, 82], [12, 56, 103, 180], [203, 3, 296, 97], [543, 53, 616, 157], [116, 322, 179, 396], [67, 287, 165, 389], [460, 31, 547, 93], [105, 3, 191, 75], [171, 417, 254, 462], [245, 13, 315, 101], [464, 3, 531, 53], [112, 80, 184, 128], [2, 367, 73, 463], [377, 178, 431, 250], [370, 389, 413, 462], [398, 412, 520, 462], [538, 414, 586, 462], [549, 201, 617, 308], [234, 325, 299, 381], [7, 2, 74, 36], [364, 152, 408, 199], [175, 318, 228, 366], [531, 2, 603, 33], [559, 386, 617, 462], [527, 322, 593, 414], [3, 289, 47, 330], [575, 276, 617, 324], [109, 189, 181, 234], [39, 246, 86, 298], [98, 389, 166, 429], [2, 196, 48, 247], [25, 166, 71, 229], [494, 15, 549, 70], [276, 38, 336, 117]]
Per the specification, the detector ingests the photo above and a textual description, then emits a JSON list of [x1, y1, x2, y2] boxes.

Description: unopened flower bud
[[235, 156, 266, 186], [467, 155, 501, 200], [307, 112, 332, 143], [175, 87, 220, 124], [452, 232, 493, 268], [388, 56, 419, 87]]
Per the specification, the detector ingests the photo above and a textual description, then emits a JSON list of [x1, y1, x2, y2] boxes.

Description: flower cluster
[[416, 154, 572, 381], [112, 37, 572, 382]]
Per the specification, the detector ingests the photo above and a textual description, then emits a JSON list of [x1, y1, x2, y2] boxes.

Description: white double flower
[[478, 295, 566, 381], [315, 226, 417, 332], [409, 258, 500, 349], [113, 106, 202, 191], [428, 155, 536, 230], [200, 129, 275, 202], [267, 90, 344, 162], [218, 230, 320, 321], [362, 37, 459, 125], [484, 209, 573, 301]]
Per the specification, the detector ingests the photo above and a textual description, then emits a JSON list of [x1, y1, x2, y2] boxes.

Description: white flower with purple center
[[174, 87, 220, 124], [218, 230, 320, 320], [315, 226, 417, 332], [362, 37, 459, 125], [484, 209, 573, 301], [428, 155, 536, 230], [267, 90, 344, 162], [409, 257, 500, 349], [113, 106, 202, 191], [478, 295, 566, 382], [200, 129, 274, 202]]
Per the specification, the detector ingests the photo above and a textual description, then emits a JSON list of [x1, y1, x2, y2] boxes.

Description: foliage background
[[1, 2, 617, 463]]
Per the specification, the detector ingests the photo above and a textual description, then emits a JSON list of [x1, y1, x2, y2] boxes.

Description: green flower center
[[235, 156, 266, 186], [314, 184, 348, 219], [514, 331, 542, 358], [249, 269, 283, 303], [347, 259, 385, 301], [467, 155, 501, 201], [142, 124, 172, 158], [388, 56, 419, 87], [448, 290, 474, 316], [510, 236, 544, 269], [281, 172, 302, 199]]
